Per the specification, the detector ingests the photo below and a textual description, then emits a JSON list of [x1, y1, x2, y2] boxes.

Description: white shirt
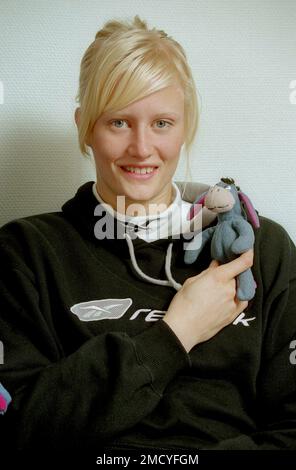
[[92, 182, 192, 242]]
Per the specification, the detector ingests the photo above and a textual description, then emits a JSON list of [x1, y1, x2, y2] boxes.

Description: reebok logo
[[71, 298, 165, 322], [70, 298, 132, 321], [233, 312, 256, 327], [71, 299, 256, 326]]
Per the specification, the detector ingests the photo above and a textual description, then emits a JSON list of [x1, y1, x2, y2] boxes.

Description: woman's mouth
[[120, 166, 159, 180]]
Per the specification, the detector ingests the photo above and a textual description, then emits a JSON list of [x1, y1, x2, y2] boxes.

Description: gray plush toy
[[0, 382, 11, 415], [184, 177, 260, 301]]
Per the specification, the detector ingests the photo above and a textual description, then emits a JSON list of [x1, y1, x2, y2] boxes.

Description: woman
[[0, 15, 295, 453]]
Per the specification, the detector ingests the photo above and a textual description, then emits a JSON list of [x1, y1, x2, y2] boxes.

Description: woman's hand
[[163, 250, 254, 353]]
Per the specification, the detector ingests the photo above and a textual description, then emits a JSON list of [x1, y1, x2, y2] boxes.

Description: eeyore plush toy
[[0, 382, 11, 415], [184, 177, 260, 301]]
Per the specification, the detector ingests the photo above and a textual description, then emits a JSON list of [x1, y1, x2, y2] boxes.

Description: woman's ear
[[74, 107, 80, 127], [75, 107, 92, 147]]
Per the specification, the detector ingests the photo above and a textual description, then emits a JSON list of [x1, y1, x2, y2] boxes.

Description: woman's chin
[[120, 191, 154, 205]]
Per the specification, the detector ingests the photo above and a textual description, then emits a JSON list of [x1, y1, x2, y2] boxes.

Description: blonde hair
[[75, 15, 199, 180]]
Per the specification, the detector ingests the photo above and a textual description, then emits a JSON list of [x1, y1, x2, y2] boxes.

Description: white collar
[[92, 182, 192, 242]]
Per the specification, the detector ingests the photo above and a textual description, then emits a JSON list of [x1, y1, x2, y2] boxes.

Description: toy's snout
[[205, 185, 235, 213]]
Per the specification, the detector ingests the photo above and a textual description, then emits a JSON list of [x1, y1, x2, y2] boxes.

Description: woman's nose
[[128, 127, 153, 159]]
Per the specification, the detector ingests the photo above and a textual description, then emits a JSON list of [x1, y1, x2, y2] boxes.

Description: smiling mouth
[[120, 166, 158, 175], [208, 204, 230, 210]]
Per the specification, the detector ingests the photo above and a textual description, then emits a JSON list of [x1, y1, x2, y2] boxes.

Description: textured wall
[[0, 0, 295, 242]]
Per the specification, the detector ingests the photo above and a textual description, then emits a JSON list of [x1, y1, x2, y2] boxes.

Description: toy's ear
[[238, 191, 260, 229], [187, 191, 207, 220], [0, 383, 12, 415]]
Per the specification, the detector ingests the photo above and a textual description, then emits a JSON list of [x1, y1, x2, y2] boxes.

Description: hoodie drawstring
[[124, 233, 182, 291]]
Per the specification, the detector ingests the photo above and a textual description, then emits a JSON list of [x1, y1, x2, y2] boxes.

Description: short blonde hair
[[76, 15, 199, 162]]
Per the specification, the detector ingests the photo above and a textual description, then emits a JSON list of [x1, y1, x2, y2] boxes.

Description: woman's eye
[[111, 120, 127, 128], [156, 120, 171, 128], [110, 120, 171, 129]]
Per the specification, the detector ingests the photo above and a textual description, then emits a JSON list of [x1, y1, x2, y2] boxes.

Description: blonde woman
[[0, 16, 295, 455]]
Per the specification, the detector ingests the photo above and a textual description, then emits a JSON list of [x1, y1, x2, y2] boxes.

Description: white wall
[[0, 0, 295, 242]]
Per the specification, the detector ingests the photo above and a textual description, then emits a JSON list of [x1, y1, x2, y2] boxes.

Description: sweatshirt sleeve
[[0, 231, 191, 450], [206, 221, 296, 450]]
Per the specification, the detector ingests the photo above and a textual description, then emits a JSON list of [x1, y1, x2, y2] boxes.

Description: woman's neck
[[95, 183, 174, 217]]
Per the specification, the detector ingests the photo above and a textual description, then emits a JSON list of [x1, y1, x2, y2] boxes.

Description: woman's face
[[79, 84, 185, 214]]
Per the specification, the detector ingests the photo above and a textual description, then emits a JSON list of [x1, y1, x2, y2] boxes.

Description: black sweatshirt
[[0, 181, 296, 452]]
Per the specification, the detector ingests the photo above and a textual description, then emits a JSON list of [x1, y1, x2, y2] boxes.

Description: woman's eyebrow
[[107, 111, 180, 118], [153, 112, 180, 118]]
